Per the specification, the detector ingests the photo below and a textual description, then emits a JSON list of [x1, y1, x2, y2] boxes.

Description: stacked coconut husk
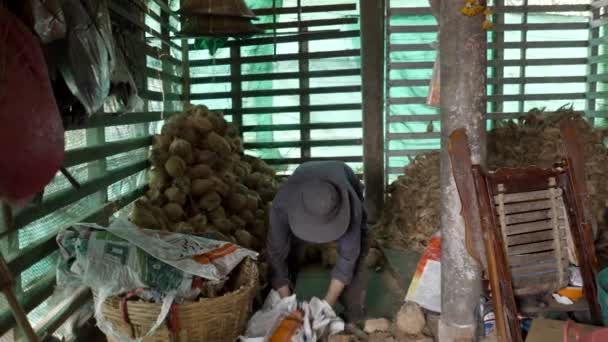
[[376, 108, 608, 264], [129, 104, 278, 256]]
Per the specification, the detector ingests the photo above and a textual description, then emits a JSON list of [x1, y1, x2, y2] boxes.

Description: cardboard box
[[526, 318, 601, 342]]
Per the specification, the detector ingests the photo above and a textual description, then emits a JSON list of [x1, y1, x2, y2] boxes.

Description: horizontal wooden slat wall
[[188, 2, 362, 175], [385, 1, 592, 181], [589, 0, 608, 119], [0, 1, 186, 340]]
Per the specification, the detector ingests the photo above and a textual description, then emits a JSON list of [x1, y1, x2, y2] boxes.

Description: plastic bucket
[[598, 268, 608, 326]]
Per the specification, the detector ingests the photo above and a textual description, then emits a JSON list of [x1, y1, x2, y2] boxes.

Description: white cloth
[[240, 291, 345, 342]]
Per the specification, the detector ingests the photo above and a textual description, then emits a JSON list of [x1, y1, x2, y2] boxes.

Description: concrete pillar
[[438, 1, 487, 341]]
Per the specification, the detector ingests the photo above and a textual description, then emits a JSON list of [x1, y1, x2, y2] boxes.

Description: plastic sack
[[56, 218, 258, 296], [28, 0, 67, 43], [405, 233, 441, 313], [58, 0, 113, 115], [240, 291, 344, 342], [104, 36, 144, 114]]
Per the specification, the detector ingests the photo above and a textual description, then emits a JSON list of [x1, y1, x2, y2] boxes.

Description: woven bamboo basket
[[98, 258, 258, 342]]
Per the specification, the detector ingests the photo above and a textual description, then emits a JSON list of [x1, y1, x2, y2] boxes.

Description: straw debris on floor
[[376, 108, 608, 264]]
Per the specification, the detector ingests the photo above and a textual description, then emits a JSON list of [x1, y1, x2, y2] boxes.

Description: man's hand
[[277, 286, 291, 298], [324, 278, 345, 307]]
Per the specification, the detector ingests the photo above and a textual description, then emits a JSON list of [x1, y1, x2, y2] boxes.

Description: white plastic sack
[[240, 291, 344, 342]]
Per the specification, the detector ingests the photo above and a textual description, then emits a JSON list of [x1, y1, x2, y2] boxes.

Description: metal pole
[[438, 1, 487, 340], [360, 0, 385, 223]]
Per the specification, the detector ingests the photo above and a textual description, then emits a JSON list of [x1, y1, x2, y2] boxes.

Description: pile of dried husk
[[377, 108, 608, 264], [129, 104, 278, 265]]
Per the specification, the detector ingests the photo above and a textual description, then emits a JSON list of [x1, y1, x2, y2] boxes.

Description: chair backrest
[[486, 170, 572, 297]]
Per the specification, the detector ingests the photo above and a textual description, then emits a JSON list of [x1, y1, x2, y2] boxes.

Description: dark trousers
[[285, 238, 369, 323]]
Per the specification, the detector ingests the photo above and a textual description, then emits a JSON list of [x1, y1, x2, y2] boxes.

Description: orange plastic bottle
[[269, 309, 305, 342]]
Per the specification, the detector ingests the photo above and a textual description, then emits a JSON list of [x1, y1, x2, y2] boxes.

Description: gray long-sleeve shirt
[[266, 161, 368, 289]]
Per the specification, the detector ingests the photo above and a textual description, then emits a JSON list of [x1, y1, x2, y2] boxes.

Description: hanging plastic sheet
[[57, 0, 114, 115], [28, 0, 67, 43]]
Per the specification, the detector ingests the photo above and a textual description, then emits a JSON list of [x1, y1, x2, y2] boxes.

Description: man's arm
[[326, 203, 362, 304], [267, 204, 292, 297]]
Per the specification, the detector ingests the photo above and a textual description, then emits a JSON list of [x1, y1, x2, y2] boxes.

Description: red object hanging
[[0, 6, 65, 206]]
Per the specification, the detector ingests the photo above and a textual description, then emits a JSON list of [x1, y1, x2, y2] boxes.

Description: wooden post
[[230, 45, 243, 134], [359, 0, 385, 223], [438, 0, 487, 340], [299, 27, 311, 160]]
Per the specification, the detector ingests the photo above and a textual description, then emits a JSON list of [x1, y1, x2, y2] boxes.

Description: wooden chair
[[448, 119, 602, 342]]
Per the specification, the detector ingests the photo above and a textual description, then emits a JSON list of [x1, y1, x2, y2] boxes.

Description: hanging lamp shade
[[179, 0, 257, 19]]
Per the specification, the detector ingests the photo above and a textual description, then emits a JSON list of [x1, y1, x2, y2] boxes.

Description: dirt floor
[[295, 262, 407, 319]]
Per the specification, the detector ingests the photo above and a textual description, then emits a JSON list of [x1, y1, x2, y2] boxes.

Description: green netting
[[386, 6, 591, 173], [189, 0, 362, 174]]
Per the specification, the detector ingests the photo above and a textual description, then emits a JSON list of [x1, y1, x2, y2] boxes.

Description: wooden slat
[[64, 137, 153, 168], [498, 199, 552, 214], [488, 58, 587, 67], [388, 61, 434, 69], [388, 40, 588, 52], [255, 4, 356, 15], [190, 30, 360, 50], [388, 25, 436, 33], [496, 189, 554, 203], [257, 18, 358, 30], [241, 121, 362, 132], [145, 67, 182, 84], [505, 210, 551, 225], [387, 97, 428, 105], [11, 161, 149, 233], [387, 114, 440, 122], [6, 185, 146, 281], [223, 103, 362, 115], [510, 261, 559, 276], [143, 44, 182, 67], [506, 230, 555, 246], [488, 76, 587, 84], [108, 2, 180, 50], [387, 132, 440, 139], [190, 49, 360, 67], [508, 240, 556, 255], [386, 149, 437, 157], [8, 235, 57, 276], [244, 138, 362, 149], [71, 112, 170, 130], [387, 112, 530, 123], [496, 22, 588, 31], [191, 85, 361, 100], [508, 250, 557, 267], [506, 220, 554, 235], [0, 274, 56, 336], [35, 288, 91, 340], [192, 69, 360, 84], [389, 5, 589, 16], [512, 271, 560, 289], [140, 90, 182, 102], [488, 93, 586, 101]]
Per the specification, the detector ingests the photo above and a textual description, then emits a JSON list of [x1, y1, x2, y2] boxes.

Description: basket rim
[[93, 257, 258, 307]]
